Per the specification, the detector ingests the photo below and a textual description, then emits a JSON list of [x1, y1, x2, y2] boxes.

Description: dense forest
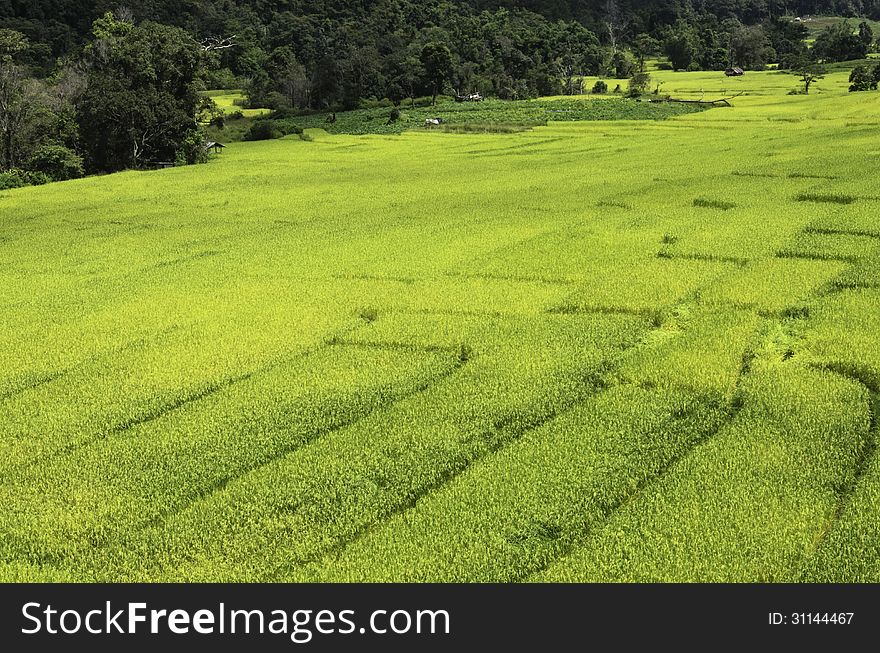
[[1, 1, 878, 183]]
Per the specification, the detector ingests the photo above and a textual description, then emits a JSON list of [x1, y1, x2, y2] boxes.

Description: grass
[[203, 89, 271, 119], [210, 97, 707, 140], [2, 65, 880, 582]]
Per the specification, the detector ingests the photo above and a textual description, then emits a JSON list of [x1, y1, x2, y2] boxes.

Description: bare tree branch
[[201, 36, 237, 52]]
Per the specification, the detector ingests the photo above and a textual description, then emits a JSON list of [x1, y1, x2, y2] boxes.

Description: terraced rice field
[[1, 68, 879, 582]]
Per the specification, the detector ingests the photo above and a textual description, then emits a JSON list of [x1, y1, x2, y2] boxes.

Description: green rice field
[[1, 66, 879, 582]]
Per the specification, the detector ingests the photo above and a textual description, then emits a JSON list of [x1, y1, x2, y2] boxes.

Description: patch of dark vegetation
[[658, 251, 749, 267], [548, 303, 660, 325], [243, 119, 303, 141], [661, 233, 678, 245], [781, 305, 811, 320], [595, 200, 633, 210], [457, 343, 474, 364], [444, 271, 575, 286], [731, 171, 781, 179], [358, 307, 379, 323], [776, 249, 857, 263], [795, 192, 857, 205], [693, 197, 737, 211], [506, 519, 563, 548], [788, 172, 839, 180], [805, 226, 880, 240], [334, 273, 417, 285], [153, 250, 223, 270]]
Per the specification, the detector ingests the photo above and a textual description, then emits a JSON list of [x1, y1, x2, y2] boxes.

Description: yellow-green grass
[[536, 366, 872, 582], [203, 89, 271, 118], [1, 67, 879, 582]]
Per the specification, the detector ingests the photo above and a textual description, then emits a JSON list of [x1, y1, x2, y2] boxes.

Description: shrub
[[592, 80, 608, 94], [27, 144, 84, 181], [244, 120, 283, 141], [611, 51, 635, 78], [627, 71, 651, 97], [175, 130, 210, 166], [0, 169, 51, 190], [849, 65, 878, 92]]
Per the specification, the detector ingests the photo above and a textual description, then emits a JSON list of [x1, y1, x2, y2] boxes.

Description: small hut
[[724, 67, 745, 77], [205, 141, 226, 154]]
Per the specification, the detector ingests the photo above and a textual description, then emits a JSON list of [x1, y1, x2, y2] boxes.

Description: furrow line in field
[[657, 252, 750, 267], [0, 324, 182, 406], [547, 303, 661, 323], [464, 137, 565, 156], [804, 227, 880, 240], [443, 271, 576, 286], [108, 355, 469, 551], [326, 339, 459, 355], [521, 395, 740, 582], [523, 329, 759, 581], [0, 372, 69, 404], [268, 316, 670, 580], [799, 366, 878, 574], [15, 322, 366, 474], [331, 273, 418, 285], [266, 380, 603, 582], [775, 251, 859, 264]]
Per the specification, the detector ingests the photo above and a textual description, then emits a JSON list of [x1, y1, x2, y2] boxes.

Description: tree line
[[1, 1, 879, 187]]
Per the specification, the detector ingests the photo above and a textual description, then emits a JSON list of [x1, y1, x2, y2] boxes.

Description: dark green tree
[[813, 22, 869, 63], [849, 64, 878, 91], [663, 23, 697, 71], [858, 21, 874, 49], [420, 42, 453, 106], [76, 13, 203, 172], [0, 29, 47, 171], [795, 60, 826, 94], [633, 33, 659, 72]]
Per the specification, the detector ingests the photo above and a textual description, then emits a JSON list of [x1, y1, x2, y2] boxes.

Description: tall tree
[[76, 12, 203, 172], [0, 29, 45, 171], [420, 42, 453, 106]]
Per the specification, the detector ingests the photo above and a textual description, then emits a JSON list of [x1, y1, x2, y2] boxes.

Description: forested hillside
[[1, 0, 878, 183]]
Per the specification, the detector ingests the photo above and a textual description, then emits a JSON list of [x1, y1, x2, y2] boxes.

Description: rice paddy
[[1, 66, 879, 582]]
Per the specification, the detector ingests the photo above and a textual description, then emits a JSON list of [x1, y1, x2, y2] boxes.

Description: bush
[[388, 107, 401, 123], [243, 119, 303, 141], [0, 169, 51, 190], [611, 52, 635, 79], [849, 64, 879, 92], [202, 68, 238, 90], [27, 144, 84, 181], [627, 71, 651, 98], [244, 120, 283, 141], [592, 80, 608, 94], [175, 130, 210, 166]]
